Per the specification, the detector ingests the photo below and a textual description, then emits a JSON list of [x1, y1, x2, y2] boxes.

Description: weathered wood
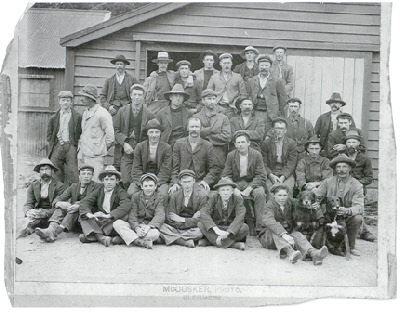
[[352, 58, 364, 129], [65, 48, 75, 94], [370, 101, 380, 112], [342, 58, 355, 117], [75, 48, 136, 59], [320, 57, 334, 114], [370, 92, 380, 102], [80, 39, 136, 51], [135, 41, 141, 81], [368, 130, 379, 140], [371, 73, 380, 83]]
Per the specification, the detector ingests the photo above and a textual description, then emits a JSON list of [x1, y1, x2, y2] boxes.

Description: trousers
[[22, 209, 50, 229], [159, 223, 203, 245], [198, 221, 249, 248], [80, 217, 115, 236], [50, 142, 79, 184], [260, 229, 313, 256], [120, 152, 134, 185], [113, 220, 160, 245], [77, 151, 104, 183], [48, 208, 79, 231]]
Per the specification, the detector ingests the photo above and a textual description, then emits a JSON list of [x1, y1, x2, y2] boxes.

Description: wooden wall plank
[[135, 41, 141, 80], [351, 59, 364, 127], [342, 58, 355, 119], [332, 58, 345, 94], [320, 57, 334, 115]]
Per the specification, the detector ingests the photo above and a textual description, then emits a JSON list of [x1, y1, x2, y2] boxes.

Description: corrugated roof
[[18, 8, 110, 68]]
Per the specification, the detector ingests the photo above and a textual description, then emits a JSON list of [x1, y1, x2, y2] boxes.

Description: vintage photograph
[[0, 1, 396, 307]]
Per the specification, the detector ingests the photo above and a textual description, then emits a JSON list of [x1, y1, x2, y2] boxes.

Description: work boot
[[17, 225, 35, 239], [198, 238, 212, 247], [230, 242, 245, 250], [111, 236, 125, 245], [35, 222, 63, 243], [175, 238, 195, 248], [350, 248, 361, 256], [79, 234, 97, 243], [132, 238, 153, 249], [309, 246, 328, 265], [94, 234, 112, 247], [284, 246, 302, 264], [360, 231, 376, 242]]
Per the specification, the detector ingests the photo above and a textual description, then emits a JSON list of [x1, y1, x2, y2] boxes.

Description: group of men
[[19, 45, 375, 266]]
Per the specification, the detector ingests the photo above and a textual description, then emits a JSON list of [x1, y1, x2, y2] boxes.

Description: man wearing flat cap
[[247, 55, 287, 134], [313, 155, 364, 256], [79, 165, 131, 247], [113, 84, 155, 188], [198, 178, 249, 250], [194, 50, 220, 90], [78, 84, 114, 183], [270, 45, 294, 97], [233, 46, 260, 82], [47, 90, 82, 184], [99, 54, 139, 116], [34, 164, 102, 243], [18, 159, 66, 238], [113, 173, 165, 249], [159, 170, 205, 248], [129, 119, 172, 200], [207, 53, 247, 119]]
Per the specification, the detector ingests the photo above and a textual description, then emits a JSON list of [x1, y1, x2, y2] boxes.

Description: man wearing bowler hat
[[270, 45, 294, 96], [194, 50, 220, 90], [47, 90, 82, 184], [18, 159, 66, 238], [100, 54, 139, 116], [233, 46, 260, 82]]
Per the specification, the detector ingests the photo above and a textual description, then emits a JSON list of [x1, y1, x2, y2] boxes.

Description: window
[[19, 74, 54, 109]]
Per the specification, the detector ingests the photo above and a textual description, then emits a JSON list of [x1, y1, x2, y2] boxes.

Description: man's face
[[338, 118, 351, 132], [170, 94, 184, 108], [335, 163, 351, 179], [220, 58, 232, 72], [274, 48, 286, 62], [240, 99, 253, 115], [259, 61, 271, 74], [59, 97, 72, 111], [103, 175, 118, 192], [245, 51, 255, 61], [131, 89, 144, 106], [307, 143, 321, 158], [115, 61, 126, 74], [39, 165, 53, 180], [180, 175, 195, 194], [346, 138, 360, 155], [178, 65, 190, 78], [142, 180, 157, 197], [79, 169, 93, 185], [202, 95, 216, 109], [218, 185, 234, 202], [188, 119, 201, 138], [147, 129, 161, 144], [329, 102, 342, 112], [81, 95, 94, 107], [274, 189, 288, 206], [203, 55, 214, 69], [288, 101, 301, 115], [157, 60, 169, 72], [234, 136, 251, 154], [274, 122, 287, 139]]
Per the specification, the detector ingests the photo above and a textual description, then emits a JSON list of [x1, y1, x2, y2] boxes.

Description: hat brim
[[329, 158, 357, 169], [33, 163, 59, 173], [152, 58, 173, 64], [110, 59, 130, 65], [98, 170, 122, 181], [79, 91, 97, 102], [273, 46, 287, 52], [326, 99, 346, 106], [240, 49, 260, 58], [214, 182, 238, 189], [164, 91, 190, 101]]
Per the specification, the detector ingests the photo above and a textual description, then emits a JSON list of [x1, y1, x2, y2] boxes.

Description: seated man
[[295, 135, 333, 192], [313, 155, 364, 256], [261, 117, 298, 196], [18, 159, 66, 238], [159, 170, 205, 248], [34, 164, 102, 242], [113, 173, 165, 249], [222, 130, 267, 230], [259, 183, 328, 265], [78, 166, 131, 247], [198, 178, 249, 250]]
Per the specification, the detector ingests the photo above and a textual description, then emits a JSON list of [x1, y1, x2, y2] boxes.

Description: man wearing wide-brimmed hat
[[313, 155, 364, 256], [113, 84, 155, 188], [128, 119, 172, 199], [78, 84, 114, 183], [143, 51, 176, 114], [270, 45, 293, 96], [47, 90, 82, 184], [78, 165, 131, 247], [233, 46, 260, 82], [193, 50, 220, 90], [99, 54, 139, 116], [18, 159, 66, 238], [295, 135, 333, 191]]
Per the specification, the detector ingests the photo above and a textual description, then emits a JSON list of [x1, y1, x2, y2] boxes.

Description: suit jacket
[[172, 137, 218, 185], [350, 152, 373, 187], [261, 136, 298, 178], [314, 111, 335, 153], [230, 113, 266, 151], [47, 109, 82, 158], [23, 180, 66, 216], [194, 107, 231, 146], [200, 192, 245, 235], [143, 70, 175, 104], [221, 147, 267, 190], [261, 198, 297, 236], [99, 72, 139, 110], [52, 181, 102, 206], [233, 62, 259, 81], [128, 190, 165, 230], [295, 155, 333, 189], [327, 128, 365, 159], [270, 60, 294, 94], [167, 188, 207, 229], [132, 140, 172, 185], [156, 105, 192, 144], [193, 68, 219, 90]]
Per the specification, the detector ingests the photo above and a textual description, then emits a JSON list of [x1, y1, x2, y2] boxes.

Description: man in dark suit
[[47, 91, 81, 184], [113, 173, 165, 249], [18, 159, 66, 238], [233, 46, 260, 82], [34, 164, 101, 242], [198, 178, 249, 250], [159, 170, 206, 248], [78, 166, 131, 247]]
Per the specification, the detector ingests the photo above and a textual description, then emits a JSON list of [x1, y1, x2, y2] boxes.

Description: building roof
[[18, 8, 111, 68]]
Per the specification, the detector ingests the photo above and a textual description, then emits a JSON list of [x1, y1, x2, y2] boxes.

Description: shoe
[[350, 248, 361, 256], [35, 227, 56, 242], [94, 234, 112, 247], [17, 228, 28, 239], [175, 238, 195, 248], [111, 236, 125, 245], [230, 242, 245, 250], [289, 250, 302, 264], [26, 225, 35, 235], [360, 232, 376, 242], [79, 234, 97, 243], [310, 246, 328, 265], [133, 238, 153, 249], [198, 238, 212, 247], [154, 237, 164, 244]]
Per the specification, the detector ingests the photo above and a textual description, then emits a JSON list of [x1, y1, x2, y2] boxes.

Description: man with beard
[[34, 164, 101, 242], [270, 45, 294, 97], [18, 159, 66, 238], [194, 50, 220, 90], [284, 97, 314, 160], [327, 112, 365, 159], [198, 178, 249, 250], [295, 136, 333, 192], [129, 119, 172, 200], [159, 170, 205, 248], [113, 84, 154, 189], [207, 53, 247, 119], [233, 46, 260, 82], [230, 97, 266, 152], [194, 89, 231, 178], [313, 155, 364, 256], [169, 117, 219, 195], [247, 55, 287, 133]]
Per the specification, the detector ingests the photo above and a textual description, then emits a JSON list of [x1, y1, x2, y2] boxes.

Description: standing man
[[78, 84, 114, 183], [194, 50, 219, 90], [270, 45, 294, 97], [113, 84, 154, 189], [233, 46, 260, 82], [207, 53, 247, 119], [194, 89, 231, 178], [99, 54, 139, 116], [247, 55, 287, 133], [47, 91, 81, 184]]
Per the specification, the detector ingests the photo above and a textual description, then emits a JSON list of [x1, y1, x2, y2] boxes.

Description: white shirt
[[102, 190, 114, 213], [40, 179, 52, 198], [57, 110, 71, 142], [239, 153, 248, 178], [116, 72, 125, 85], [258, 73, 270, 90], [183, 190, 193, 207]]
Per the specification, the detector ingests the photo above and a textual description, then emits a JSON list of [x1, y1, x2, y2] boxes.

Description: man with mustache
[[18, 159, 66, 238], [193, 50, 219, 91], [270, 45, 294, 97], [233, 46, 260, 82]]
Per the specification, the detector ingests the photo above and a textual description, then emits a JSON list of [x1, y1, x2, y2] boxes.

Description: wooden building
[[60, 2, 381, 190]]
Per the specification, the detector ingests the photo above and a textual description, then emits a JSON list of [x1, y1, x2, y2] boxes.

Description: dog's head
[[298, 190, 317, 209], [321, 196, 343, 214]]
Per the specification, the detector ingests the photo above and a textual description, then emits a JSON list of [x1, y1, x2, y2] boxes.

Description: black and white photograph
[[0, 0, 397, 308]]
